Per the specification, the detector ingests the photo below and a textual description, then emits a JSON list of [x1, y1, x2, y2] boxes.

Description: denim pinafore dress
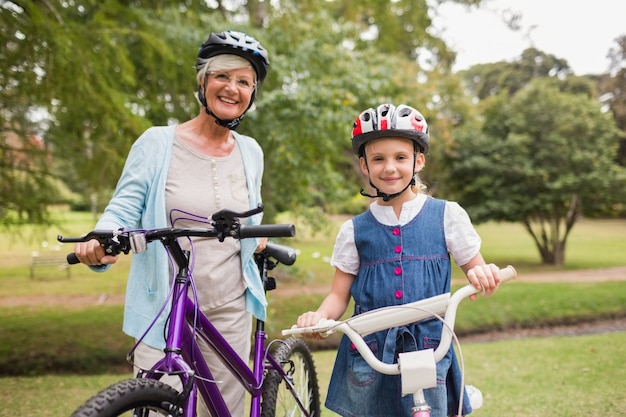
[[325, 197, 472, 417]]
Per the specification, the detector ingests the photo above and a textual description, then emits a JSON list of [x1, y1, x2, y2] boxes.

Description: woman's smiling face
[[203, 67, 256, 121]]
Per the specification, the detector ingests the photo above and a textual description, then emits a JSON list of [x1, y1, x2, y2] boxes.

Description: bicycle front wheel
[[70, 378, 182, 417], [262, 337, 321, 417]]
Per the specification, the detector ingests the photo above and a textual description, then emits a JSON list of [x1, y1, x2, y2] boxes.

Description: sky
[[431, 0, 626, 75]]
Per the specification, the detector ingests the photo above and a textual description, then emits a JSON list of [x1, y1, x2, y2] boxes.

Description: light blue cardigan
[[93, 125, 266, 349]]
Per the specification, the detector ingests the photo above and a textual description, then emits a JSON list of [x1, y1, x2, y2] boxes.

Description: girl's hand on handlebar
[[465, 263, 500, 301], [74, 239, 119, 266], [296, 311, 326, 340]]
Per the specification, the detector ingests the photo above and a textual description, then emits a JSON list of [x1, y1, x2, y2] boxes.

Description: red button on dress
[[395, 245, 402, 253], [395, 290, 403, 299], [394, 267, 402, 275], [392, 228, 401, 236]]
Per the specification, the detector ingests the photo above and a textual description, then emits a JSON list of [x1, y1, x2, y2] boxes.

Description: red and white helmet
[[351, 103, 429, 155]]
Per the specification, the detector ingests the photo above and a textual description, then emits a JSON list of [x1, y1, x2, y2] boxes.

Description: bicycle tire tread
[[70, 378, 181, 417], [261, 337, 321, 417]]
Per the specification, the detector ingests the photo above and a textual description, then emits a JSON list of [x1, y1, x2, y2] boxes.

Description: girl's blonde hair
[[412, 174, 428, 194]]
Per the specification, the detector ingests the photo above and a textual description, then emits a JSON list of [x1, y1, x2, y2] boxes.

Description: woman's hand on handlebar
[[254, 237, 268, 253], [74, 239, 119, 266]]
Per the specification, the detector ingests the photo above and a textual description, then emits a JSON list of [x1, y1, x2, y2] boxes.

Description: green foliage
[[444, 78, 626, 265], [4, 0, 625, 241], [459, 47, 578, 99], [454, 281, 626, 334], [597, 35, 626, 164], [237, 4, 453, 222], [2, 0, 472, 227]]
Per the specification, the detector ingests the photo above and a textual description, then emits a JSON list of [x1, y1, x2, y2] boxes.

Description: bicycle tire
[[261, 337, 321, 417], [70, 378, 182, 417]]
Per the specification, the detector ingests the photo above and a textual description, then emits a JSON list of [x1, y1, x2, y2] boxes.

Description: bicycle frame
[[284, 265, 517, 417], [143, 236, 310, 417], [59, 205, 318, 417]]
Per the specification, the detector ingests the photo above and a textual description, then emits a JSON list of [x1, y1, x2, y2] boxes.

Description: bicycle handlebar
[[59, 224, 296, 265], [262, 242, 297, 266], [282, 265, 516, 375]]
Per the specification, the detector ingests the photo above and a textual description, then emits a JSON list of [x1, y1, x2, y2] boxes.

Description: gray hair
[[196, 54, 255, 86]]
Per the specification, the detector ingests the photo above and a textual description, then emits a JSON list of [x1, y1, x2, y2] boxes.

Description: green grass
[[2, 280, 626, 375], [474, 218, 626, 272], [460, 332, 626, 417], [0, 305, 133, 376], [2, 333, 625, 416]]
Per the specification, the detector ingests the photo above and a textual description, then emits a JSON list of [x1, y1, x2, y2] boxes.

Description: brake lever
[[58, 230, 132, 256], [211, 204, 264, 242]]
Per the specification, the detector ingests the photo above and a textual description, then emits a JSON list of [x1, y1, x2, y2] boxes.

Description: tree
[[443, 78, 626, 266], [2, 2, 253, 219], [597, 35, 626, 165], [244, 3, 446, 220], [1, 0, 482, 226], [459, 47, 589, 100]]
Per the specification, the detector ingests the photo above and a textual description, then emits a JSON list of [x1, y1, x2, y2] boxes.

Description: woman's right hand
[[73, 239, 119, 266]]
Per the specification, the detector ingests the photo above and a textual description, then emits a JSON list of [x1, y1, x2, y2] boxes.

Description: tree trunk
[[523, 217, 568, 266]]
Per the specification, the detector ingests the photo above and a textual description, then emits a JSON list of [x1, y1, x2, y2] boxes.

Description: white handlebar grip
[[281, 319, 338, 337], [499, 265, 517, 283]]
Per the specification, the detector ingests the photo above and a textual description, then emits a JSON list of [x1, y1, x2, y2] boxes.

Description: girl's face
[[359, 137, 425, 202], [203, 67, 255, 121]]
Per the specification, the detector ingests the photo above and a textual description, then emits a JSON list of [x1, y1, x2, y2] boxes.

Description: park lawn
[[1, 331, 625, 417], [2, 214, 626, 300], [2, 279, 626, 375]]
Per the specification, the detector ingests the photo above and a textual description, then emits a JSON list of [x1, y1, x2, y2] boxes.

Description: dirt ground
[[3, 266, 626, 340]]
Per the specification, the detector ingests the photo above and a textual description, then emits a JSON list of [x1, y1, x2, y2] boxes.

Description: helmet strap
[[359, 177, 416, 202]]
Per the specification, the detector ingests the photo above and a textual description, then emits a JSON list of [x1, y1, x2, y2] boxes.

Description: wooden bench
[[30, 252, 71, 280]]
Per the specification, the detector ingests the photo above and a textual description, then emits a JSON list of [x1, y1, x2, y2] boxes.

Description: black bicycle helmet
[[197, 30, 269, 85], [351, 103, 429, 156], [195, 30, 270, 130]]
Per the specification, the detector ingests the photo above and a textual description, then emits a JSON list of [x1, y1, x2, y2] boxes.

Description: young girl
[[297, 103, 501, 417]]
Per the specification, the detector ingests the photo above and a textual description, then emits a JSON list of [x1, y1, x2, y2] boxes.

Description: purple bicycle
[[58, 205, 321, 417]]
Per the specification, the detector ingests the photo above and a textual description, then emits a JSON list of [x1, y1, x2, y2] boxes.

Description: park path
[[1, 265, 626, 308], [2, 266, 626, 340]]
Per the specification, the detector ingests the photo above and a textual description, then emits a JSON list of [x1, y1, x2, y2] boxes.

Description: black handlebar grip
[[67, 253, 80, 265], [265, 242, 297, 266], [239, 224, 296, 239]]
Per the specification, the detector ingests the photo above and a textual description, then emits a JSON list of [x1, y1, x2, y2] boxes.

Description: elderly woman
[[73, 30, 270, 417]]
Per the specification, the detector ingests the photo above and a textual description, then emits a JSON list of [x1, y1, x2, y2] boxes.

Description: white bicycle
[[283, 265, 517, 417]]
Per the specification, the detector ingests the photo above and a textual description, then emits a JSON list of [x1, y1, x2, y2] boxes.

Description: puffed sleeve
[[329, 219, 360, 275], [445, 201, 482, 266]]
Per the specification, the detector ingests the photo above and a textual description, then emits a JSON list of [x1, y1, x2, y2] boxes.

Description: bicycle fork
[[411, 389, 432, 417]]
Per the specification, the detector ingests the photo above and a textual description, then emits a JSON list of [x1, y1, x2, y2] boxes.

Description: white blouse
[[331, 193, 481, 275]]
